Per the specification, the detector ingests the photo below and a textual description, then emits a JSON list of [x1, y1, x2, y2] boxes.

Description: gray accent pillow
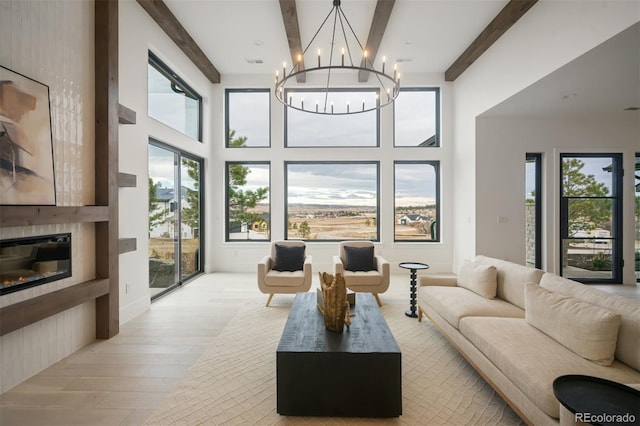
[[344, 246, 375, 272], [272, 244, 305, 272]]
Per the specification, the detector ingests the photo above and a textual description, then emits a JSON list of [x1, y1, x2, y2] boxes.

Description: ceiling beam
[[359, 0, 395, 83], [445, 0, 538, 82], [279, 0, 306, 83], [136, 0, 221, 84]]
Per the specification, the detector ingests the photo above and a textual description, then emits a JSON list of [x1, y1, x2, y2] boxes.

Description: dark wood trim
[[445, 0, 538, 81], [117, 172, 137, 188], [279, 0, 306, 83], [95, 0, 119, 339], [358, 0, 395, 82], [0, 279, 110, 337], [118, 238, 137, 254], [0, 206, 109, 227], [136, 0, 221, 84], [118, 103, 136, 124]]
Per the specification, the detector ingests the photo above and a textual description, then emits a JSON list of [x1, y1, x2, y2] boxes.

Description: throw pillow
[[272, 244, 305, 272], [458, 261, 497, 299], [344, 245, 375, 272], [524, 282, 621, 366]]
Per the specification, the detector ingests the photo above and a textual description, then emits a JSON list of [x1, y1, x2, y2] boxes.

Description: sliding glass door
[[148, 141, 203, 299]]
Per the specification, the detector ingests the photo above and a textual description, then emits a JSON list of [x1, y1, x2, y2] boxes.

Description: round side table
[[399, 262, 429, 318], [553, 375, 640, 426]]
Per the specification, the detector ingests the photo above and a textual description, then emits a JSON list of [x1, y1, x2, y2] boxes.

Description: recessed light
[[254, 40, 264, 46], [246, 59, 264, 64], [405, 40, 413, 45], [396, 58, 413, 63]]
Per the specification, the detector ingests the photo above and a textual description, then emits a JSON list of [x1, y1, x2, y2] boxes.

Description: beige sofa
[[418, 255, 640, 426]]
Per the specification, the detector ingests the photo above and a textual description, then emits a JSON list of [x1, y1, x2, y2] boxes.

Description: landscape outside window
[[226, 161, 270, 241], [148, 52, 201, 141], [285, 162, 379, 241], [285, 89, 378, 147], [560, 154, 622, 282], [225, 89, 270, 147], [394, 161, 439, 241], [394, 88, 439, 147]]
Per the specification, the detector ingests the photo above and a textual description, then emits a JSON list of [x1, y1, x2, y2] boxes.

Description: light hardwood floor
[[0, 273, 637, 425]]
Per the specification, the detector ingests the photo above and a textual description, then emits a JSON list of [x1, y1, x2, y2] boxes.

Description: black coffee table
[[553, 375, 640, 425], [276, 292, 402, 417], [399, 262, 429, 318]]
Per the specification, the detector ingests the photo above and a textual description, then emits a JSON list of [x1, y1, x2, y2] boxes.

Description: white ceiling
[[483, 21, 640, 118], [162, 0, 639, 118], [164, 0, 508, 75]]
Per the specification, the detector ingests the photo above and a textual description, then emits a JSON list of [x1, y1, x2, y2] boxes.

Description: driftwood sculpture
[[318, 272, 351, 332]]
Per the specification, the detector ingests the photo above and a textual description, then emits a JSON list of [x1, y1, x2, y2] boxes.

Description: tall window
[[560, 154, 622, 283], [636, 154, 639, 282], [285, 162, 379, 240], [148, 52, 202, 141], [394, 161, 440, 241], [285, 89, 379, 147], [226, 162, 270, 241], [225, 89, 270, 147], [394, 88, 440, 147], [526, 153, 542, 268]]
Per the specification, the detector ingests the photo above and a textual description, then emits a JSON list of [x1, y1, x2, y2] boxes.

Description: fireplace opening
[[0, 233, 71, 295]]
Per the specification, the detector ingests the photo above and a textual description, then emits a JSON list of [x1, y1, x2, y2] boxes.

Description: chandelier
[[275, 0, 400, 115]]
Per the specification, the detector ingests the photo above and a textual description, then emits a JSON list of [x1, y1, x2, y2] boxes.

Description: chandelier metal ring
[[274, 0, 400, 116]]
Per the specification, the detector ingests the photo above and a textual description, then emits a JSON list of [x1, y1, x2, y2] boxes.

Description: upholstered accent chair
[[333, 241, 390, 306], [257, 240, 312, 306]]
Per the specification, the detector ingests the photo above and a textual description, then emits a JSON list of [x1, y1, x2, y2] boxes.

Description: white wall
[[476, 115, 639, 284], [452, 0, 640, 271], [0, 0, 96, 392], [118, 1, 214, 323]]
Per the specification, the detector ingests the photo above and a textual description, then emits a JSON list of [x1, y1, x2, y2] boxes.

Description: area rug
[[146, 301, 524, 425]]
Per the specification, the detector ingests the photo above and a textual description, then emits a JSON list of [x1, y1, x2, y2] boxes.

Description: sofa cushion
[[264, 270, 307, 286], [459, 317, 640, 419], [272, 244, 305, 272], [342, 270, 382, 286], [540, 273, 640, 372], [343, 245, 375, 271], [475, 256, 544, 309], [458, 260, 497, 299], [418, 286, 524, 329], [525, 283, 621, 366]]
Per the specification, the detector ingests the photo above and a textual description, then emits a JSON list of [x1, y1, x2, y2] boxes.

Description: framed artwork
[[0, 65, 56, 205]]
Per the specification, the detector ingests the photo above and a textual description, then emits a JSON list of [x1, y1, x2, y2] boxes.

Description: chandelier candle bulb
[[301, 99, 304, 110], [289, 95, 292, 105], [362, 99, 365, 111], [283, 62, 286, 77], [331, 101, 334, 114], [318, 49, 321, 67], [347, 101, 350, 113], [316, 101, 319, 112], [341, 48, 345, 66]]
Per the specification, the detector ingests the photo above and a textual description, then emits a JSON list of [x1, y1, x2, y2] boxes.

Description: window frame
[[225, 88, 271, 148], [393, 160, 441, 242], [393, 87, 441, 147], [148, 51, 203, 142], [283, 88, 381, 148], [559, 153, 623, 283], [526, 153, 542, 269], [284, 161, 380, 241], [225, 161, 271, 242]]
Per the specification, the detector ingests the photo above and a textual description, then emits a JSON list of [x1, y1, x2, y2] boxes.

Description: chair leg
[[266, 294, 274, 307], [373, 293, 382, 307]]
